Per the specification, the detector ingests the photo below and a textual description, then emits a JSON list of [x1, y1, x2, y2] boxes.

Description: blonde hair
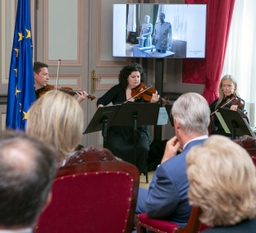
[[26, 90, 84, 162], [216, 74, 237, 108], [186, 135, 256, 226]]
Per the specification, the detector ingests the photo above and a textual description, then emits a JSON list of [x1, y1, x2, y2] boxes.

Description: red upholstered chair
[[135, 206, 201, 233], [233, 135, 256, 165], [35, 147, 140, 233]]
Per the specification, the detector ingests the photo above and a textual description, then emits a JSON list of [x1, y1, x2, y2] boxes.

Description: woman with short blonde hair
[[26, 90, 84, 163], [186, 135, 256, 232]]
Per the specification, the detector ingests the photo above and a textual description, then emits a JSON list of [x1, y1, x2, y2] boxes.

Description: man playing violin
[[209, 74, 248, 137], [34, 61, 88, 103]]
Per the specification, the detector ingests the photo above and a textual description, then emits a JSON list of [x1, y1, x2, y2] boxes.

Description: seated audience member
[[0, 130, 57, 232], [135, 92, 210, 228], [26, 90, 116, 167], [186, 135, 256, 232], [26, 90, 84, 165]]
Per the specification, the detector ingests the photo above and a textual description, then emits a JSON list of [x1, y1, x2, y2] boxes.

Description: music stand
[[217, 108, 255, 139], [165, 104, 173, 126], [111, 102, 160, 127], [83, 105, 121, 146], [208, 117, 217, 131], [111, 102, 160, 181]]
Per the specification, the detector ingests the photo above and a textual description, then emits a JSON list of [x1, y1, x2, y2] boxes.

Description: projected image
[[113, 4, 207, 58]]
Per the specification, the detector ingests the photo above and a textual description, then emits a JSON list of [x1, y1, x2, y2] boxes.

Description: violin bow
[[210, 95, 237, 116], [55, 59, 61, 90]]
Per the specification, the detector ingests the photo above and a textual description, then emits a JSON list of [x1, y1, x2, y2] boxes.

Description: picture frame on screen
[[113, 4, 207, 59]]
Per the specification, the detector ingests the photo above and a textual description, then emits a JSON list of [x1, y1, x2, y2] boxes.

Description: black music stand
[[165, 104, 173, 126], [217, 108, 255, 139], [83, 105, 121, 147], [209, 117, 217, 131], [111, 102, 160, 183], [111, 102, 160, 127]]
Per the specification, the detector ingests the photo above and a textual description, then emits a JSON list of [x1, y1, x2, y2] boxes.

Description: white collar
[[183, 135, 208, 149]]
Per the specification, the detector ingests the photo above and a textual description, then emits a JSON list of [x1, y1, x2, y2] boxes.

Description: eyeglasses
[[222, 84, 234, 89]]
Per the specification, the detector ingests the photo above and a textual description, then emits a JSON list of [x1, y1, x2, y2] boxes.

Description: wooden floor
[[139, 171, 155, 189]]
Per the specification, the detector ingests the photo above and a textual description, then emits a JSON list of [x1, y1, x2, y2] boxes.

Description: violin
[[224, 94, 244, 109], [127, 83, 169, 104], [211, 94, 244, 116], [36, 84, 96, 101], [211, 94, 250, 124]]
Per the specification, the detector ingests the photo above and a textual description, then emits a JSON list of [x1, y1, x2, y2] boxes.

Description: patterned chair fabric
[[35, 147, 140, 233]]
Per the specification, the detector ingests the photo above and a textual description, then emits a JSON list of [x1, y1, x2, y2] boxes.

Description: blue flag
[[6, 0, 36, 131]]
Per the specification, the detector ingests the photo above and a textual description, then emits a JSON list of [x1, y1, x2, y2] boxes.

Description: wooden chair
[[35, 147, 140, 233], [233, 135, 256, 165], [135, 206, 201, 233]]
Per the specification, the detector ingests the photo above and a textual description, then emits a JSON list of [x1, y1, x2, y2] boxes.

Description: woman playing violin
[[210, 74, 247, 137], [34, 61, 88, 103], [97, 63, 160, 173]]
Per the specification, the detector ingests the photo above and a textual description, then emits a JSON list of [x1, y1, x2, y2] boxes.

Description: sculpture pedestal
[[132, 44, 154, 57]]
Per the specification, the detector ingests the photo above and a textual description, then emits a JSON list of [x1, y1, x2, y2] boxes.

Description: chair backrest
[[175, 207, 201, 233], [233, 135, 256, 165], [135, 206, 202, 233], [35, 147, 140, 233]]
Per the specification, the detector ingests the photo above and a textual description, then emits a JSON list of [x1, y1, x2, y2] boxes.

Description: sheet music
[[215, 112, 231, 134], [157, 107, 168, 125]]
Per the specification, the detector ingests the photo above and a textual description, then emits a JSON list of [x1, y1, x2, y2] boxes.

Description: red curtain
[[182, 0, 235, 104]]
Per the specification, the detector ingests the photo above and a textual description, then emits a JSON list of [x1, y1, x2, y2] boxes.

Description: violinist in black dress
[[210, 75, 247, 137], [96, 63, 159, 174]]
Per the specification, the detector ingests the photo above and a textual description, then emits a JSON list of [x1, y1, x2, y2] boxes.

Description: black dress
[[97, 84, 152, 174], [209, 95, 246, 137]]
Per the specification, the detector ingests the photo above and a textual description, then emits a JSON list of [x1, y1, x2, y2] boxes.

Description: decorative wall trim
[[1, 1, 16, 86], [43, 0, 83, 66], [95, 0, 132, 67], [47, 74, 83, 89], [1, 111, 6, 131], [95, 74, 119, 91]]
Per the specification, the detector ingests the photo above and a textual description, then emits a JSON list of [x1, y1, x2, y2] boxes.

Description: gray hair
[[172, 92, 210, 135]]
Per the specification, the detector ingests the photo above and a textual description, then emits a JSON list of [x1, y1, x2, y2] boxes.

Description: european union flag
[[6, 0, 36, 131]]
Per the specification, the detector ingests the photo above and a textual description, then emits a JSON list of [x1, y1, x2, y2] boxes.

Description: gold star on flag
[[15, 48, 19, 57], [23, 111, 28, 120], [14, 68, 18, 77], [26, 29, 31, 38], [15, 86, 21, 97], [18, 32, 24, 41]]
